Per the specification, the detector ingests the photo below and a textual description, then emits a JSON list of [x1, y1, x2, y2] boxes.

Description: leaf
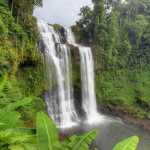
[[0, 111, 20, 131], [0, 122, 5, 126], [53, 142, 69, 150], [36, 112, 59, 150], [0, 76, 6, 92], [0, 129, 13, 138], [53, 145, 69, 150], [113, 136, 139, 150], [0, 97, 32, 131], [13, 128, 36, 135], [8, 144, 24, 150], [23, 143, 38, 150], [0, 97, 32, 121], [62, 130, 99, 150], [9, 134, 30, 144], [5, 97, 33, 110], [60, 135, 79, 149]]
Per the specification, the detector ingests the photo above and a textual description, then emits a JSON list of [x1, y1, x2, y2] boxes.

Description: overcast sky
[[33, 0, 93, 27]]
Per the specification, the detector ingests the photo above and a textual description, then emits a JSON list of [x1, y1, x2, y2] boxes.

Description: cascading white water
[[37, 20, 78, 128], [66, 28, 104, 123], [66, 29, 77, 46]]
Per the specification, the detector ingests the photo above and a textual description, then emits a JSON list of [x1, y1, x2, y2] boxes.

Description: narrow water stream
[[60, 114, 150, 150]]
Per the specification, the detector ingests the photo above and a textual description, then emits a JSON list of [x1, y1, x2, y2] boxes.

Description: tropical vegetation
[[72, 0, 150, 121], [0, 0, 149, 149]]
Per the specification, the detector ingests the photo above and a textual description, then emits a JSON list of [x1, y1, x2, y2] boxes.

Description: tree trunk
[[17, 9, 20, 24], [11, 0, 13, 15], [24, 11, 26, 23]]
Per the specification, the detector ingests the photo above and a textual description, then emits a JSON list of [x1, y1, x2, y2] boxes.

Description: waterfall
[[66, 28, 104, 123], [37, 20, 78, 128]]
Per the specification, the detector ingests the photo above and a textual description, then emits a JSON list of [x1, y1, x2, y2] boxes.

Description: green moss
[[71, 25, 84, 43], [16, 53, 45, 97], [50, 24, 63, 32], [66, 43, 81, 89]]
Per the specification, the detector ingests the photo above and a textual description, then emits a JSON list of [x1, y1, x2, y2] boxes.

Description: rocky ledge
[[59, 132, 70, 142], [98, 101, 150, 131]]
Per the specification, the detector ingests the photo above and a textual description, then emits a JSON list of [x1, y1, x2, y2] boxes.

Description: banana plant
[[0, 97, 32, 131], [59, 130, 99, 150], [113, 136, 139, 150], [0, 97, 37, 150], [36, 112, 60, 150], [36, 112, 99, 150], [36, 112, 139, 150]]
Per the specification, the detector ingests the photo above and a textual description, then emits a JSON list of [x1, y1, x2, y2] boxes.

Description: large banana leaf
[[113, 136, 139, 150], [60, 130, 99, 150], [53, 145, 69, 150], [36, 112, 60, 150]]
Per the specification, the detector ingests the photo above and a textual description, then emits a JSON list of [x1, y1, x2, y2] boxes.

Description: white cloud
[[33, 0, 93, 27]]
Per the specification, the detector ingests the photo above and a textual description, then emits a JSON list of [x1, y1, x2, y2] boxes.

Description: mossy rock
[[66, 43, 81, 89]]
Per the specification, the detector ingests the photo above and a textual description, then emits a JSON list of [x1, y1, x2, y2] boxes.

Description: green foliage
[[74, 0, 150, 70], [36, 112, 59, 150], [113, 136, 139, 150], [20, 97, 46, 128], [60, 130, 99, 150], [51, 24, 63, 32], [0, 129, 37, 150], [0, 0, 45, 128], [0, 97, 32, 131], [0, 97, 38, 150], [0, 1, 41, 77], [0, 102, 139, 150], [36, 112, 98, 150], [0, 76, 6, 92], [73, 0, 150, 120], [95, 69, 150, 118]]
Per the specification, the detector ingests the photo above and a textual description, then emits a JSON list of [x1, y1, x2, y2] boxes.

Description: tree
[[77, 6, 92, 28]]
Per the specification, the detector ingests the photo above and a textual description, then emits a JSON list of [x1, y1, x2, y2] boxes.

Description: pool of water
[[59, 115, 150, 150]]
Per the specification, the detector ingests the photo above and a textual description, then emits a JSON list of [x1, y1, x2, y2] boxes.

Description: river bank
[[98, 100, 150, 131]]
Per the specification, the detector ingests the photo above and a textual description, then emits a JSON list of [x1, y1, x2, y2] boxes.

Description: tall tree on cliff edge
[[90, 0, 108, 46], [8, 0, 43, 23]]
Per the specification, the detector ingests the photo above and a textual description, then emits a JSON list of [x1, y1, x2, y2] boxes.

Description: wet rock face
[[73, 88, 87, 120], [65, 43, 81, 90], [65, 43, 87, 120], [136, 98, 150, 110], [59, 132, 70, 142], [60, 27, 67, 43]]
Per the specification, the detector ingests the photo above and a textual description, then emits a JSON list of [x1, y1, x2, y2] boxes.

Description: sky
[[33, 0, 93, 27]]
